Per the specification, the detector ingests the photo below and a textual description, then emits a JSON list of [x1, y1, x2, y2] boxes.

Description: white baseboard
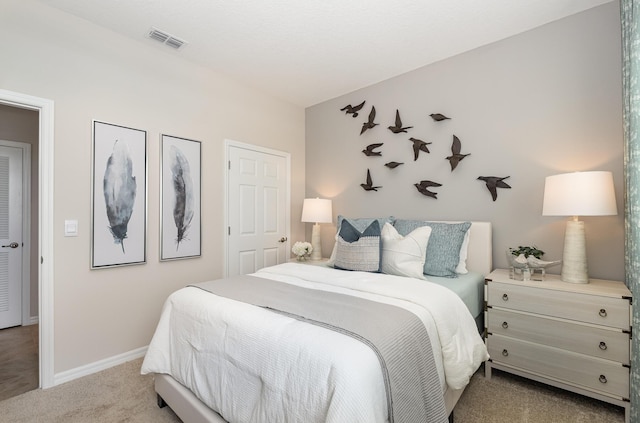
[[53, 345, 148, 386], [28, 316, 39, 325]]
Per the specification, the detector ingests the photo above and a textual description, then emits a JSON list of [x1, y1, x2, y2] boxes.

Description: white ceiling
[[38, 0, 613, 107]]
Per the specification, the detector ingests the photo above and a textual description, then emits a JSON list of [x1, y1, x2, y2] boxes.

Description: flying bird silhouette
[[385, 161, 404, 169], [430, 113, 451, 122], [388, 110, 413, 133], [360, 106, 379, 134], [478, 176, 511, 201], [446, 135, 470, 171], [409, 137, 432, 161], [340, 100, 365, 118], [360, 169, 382, 191], [362, 143, 383, 156], [414, 180, 442, 199]]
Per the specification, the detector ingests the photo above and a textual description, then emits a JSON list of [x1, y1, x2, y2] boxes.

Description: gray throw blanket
[[190, 275, 448, 423]]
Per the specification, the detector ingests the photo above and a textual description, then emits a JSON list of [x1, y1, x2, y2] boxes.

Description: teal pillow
[[393, 220, 471, 278], [334, 220, 381, 272]]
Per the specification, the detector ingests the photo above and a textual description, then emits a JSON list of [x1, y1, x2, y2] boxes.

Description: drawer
[[487, 334, 629, 398], [487, 308, 630, 364], [487, 282, 630, 329]]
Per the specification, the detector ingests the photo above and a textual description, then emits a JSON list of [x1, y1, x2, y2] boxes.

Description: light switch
[[64, 219, 78, 237]]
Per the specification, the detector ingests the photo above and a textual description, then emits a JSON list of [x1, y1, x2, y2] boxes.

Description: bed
[[142, 220, 492, 423]]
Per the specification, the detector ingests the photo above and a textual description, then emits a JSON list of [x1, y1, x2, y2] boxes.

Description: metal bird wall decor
[[414, 180, 442, 199], [388, 109, 413, 133], [446, 135, 470, 171], [103, 140, 137, 253], [362, 143, 383, 156], [385, 161, 404, 169], [361, 169, 382, 191], [430, 113, 451, 122], [409, 137, 432, 161], [340, 100, 365, 118], [360, 106, 379, 135], [342, 100, 514, 201], [478, 176, 511, 201]]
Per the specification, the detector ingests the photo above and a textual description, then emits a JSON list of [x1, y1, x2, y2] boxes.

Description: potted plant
[[509, 245, 545, 259], [507, 245, 560, 281], [292, 241, 313, 261]]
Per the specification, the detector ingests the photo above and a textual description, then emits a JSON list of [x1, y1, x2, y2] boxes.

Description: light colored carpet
[[0, 358, 625, 422], [0, 358, 179, 423], [456, 367, 625, 423]]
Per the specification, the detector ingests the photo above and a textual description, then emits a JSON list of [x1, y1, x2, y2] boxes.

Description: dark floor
[[0, 324, 38, 402]]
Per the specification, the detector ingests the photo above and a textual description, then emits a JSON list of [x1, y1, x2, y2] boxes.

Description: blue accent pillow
[[334, 220, 381, 272], [328, 216, 395, 266], [336, 215, 395, 233], [393, 220, 471, 277]]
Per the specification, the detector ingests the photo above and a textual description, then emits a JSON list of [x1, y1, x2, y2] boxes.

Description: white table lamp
[[542, 171, 617, 284], [301, 198, 332, 260]]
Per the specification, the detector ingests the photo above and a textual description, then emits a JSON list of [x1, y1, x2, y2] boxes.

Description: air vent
[[165, 37, 185, 49], [148, 27, 186, 50]]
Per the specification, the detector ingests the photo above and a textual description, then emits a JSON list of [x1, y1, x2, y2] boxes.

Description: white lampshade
[[301, 198, 332, 261], [542, 171, 617, 284], [542, 171, 617, 217], [301, 198, 333, 223]]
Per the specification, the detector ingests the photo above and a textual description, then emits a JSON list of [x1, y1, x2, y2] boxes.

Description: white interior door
[[227, 142, 289, 277], [0, 145, 23, 329]]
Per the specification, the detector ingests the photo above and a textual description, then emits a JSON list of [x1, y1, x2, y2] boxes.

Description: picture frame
[[160, 134, 202, 261], [91, 120, 147, 269]]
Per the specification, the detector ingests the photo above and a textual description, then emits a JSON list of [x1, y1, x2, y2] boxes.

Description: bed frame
[[156, 373, 463, 423], [154, 221, 492, 423]]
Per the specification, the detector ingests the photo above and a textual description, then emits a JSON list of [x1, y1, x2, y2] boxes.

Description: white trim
[[0, 140, 32, 327], [223, 139, 291, 277], [0, 89, 55, 389], [54, 346, 148, 386]]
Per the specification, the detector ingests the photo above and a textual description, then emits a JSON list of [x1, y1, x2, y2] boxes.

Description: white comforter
[[141, 263, 489, 423]]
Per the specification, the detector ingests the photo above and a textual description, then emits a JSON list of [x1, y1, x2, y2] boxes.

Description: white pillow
[[380, 223, 432, 279], [455, 229, 470, 274]]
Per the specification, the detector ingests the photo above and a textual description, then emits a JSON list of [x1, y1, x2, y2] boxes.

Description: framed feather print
[[160, 134, 201, 261], [91, 120, 147, 269]]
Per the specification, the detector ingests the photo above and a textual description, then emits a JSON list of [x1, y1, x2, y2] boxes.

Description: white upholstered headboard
[[431, 221, 492, 276], [465, 221, 493, 276]]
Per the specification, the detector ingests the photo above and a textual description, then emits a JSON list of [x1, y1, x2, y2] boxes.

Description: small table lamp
[[542, 171, 617, 284], [301, 198, 332, 260]]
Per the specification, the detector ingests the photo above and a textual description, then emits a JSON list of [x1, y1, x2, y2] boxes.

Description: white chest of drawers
[[484, 269, 632, 423]]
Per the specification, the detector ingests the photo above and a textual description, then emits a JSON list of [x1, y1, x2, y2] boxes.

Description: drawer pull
[[502, 349, 509, 357], [599, 308, 607, 317], [599, 341, 608, 351], [599, 375, 607, 384], [502, 294, 509, 301], [502, 321, 509, 329]]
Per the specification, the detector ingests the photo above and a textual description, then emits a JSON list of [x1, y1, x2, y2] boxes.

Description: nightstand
[[484, 269, 632, 423]]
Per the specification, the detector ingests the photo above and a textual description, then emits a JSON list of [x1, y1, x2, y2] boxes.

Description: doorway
[[0, 141, 31, 330], [225, 140, 290, 277], [0, 89, 54, 390]]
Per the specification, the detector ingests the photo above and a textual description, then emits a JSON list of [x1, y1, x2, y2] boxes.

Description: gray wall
[[306, 2, 624, 281]]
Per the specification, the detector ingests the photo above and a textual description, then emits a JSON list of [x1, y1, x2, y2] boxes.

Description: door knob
[[278, 237, 288, 243], [2, 242, 19, 248]]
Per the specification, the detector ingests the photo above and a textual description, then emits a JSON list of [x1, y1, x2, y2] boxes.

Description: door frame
[[0, 89, 55, 389], [0, 140, 32, 327], [223, 139, 291, 277]]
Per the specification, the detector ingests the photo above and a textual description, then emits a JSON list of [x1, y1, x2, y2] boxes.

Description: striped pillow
[[334, 219, 381, 272]]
